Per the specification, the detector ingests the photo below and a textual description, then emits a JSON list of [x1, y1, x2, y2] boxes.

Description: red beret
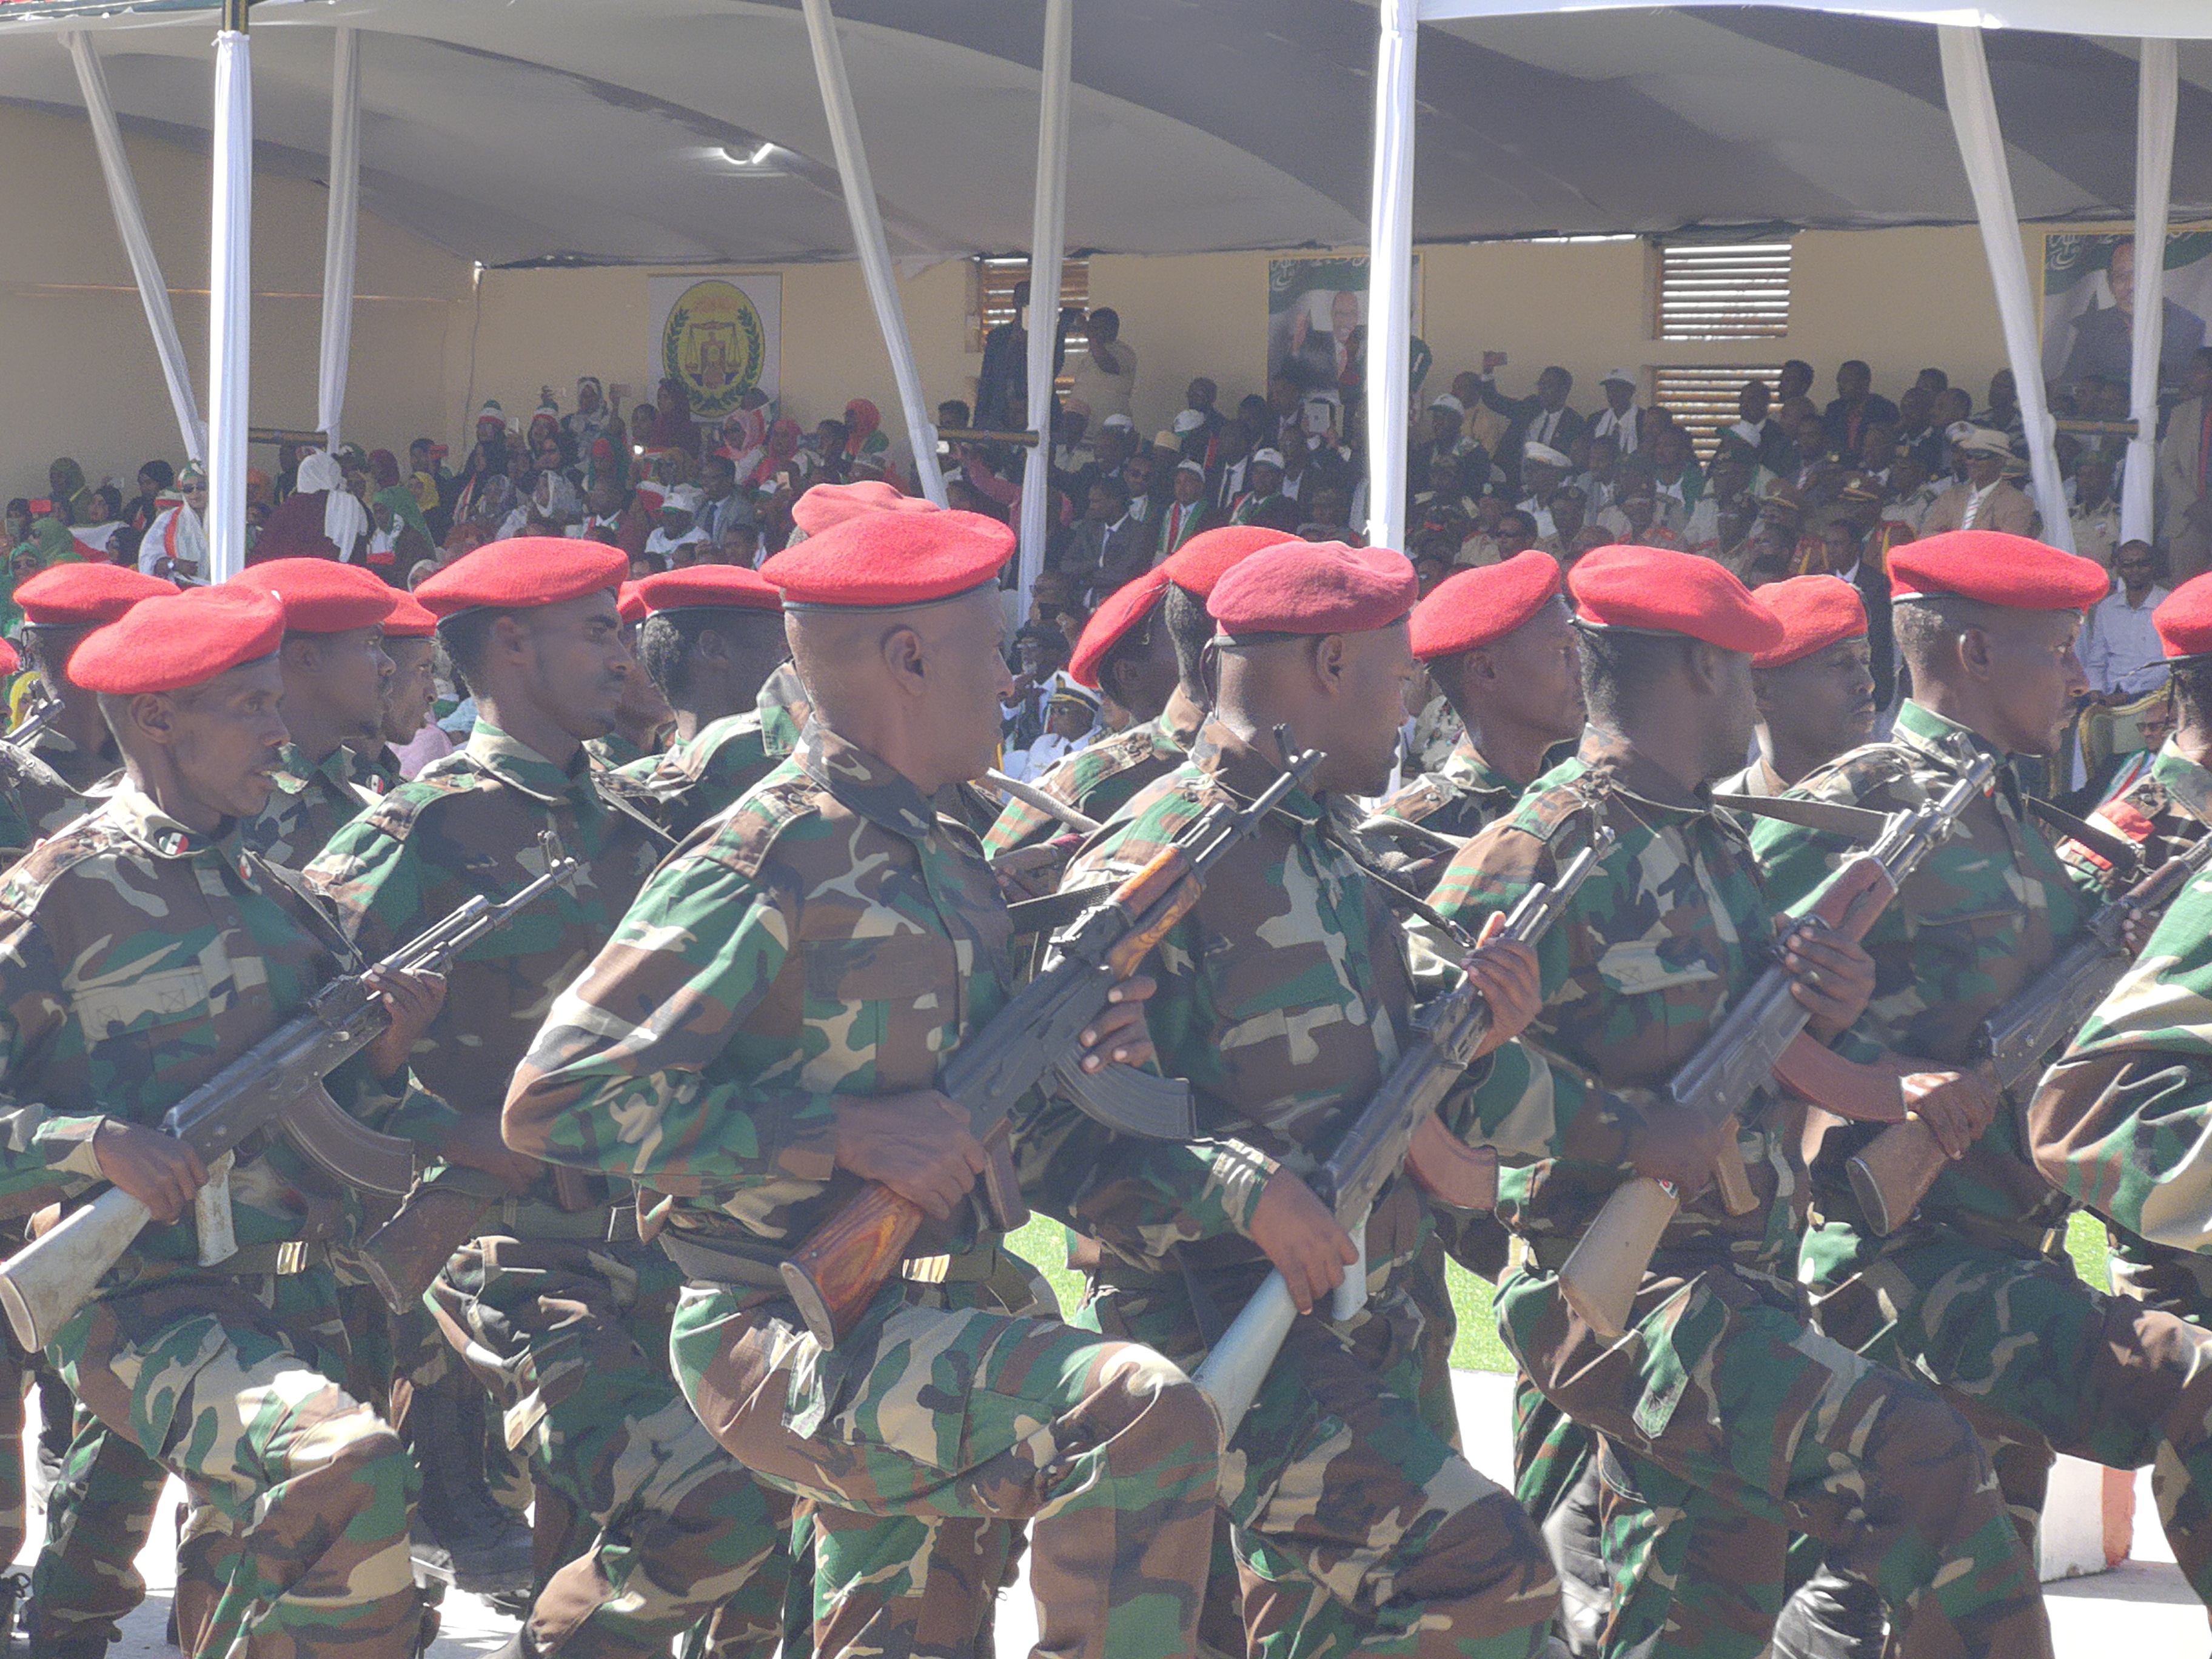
[[634, 565, 782, 615], [762, 510, 1013, 609], [72, 585, 285, 695], [1070, 566, 1170, 688], [15, 565, 176, 628], [1208, 541, 1418, 637], [2156, 572, 2212, 660], [1752, 575, 1869, 669], [1569, 545, 1783, 655], [381, 594, 438, 639], [618, 583, 648, 626], [789, 480, 938, 537], [1409, 551, 1561, 661], [0, 640, 18, 678], [1158, 525, 1296, 599], [1888, 530, 2108, 611], [414, 537, 628, 620], [233, 558, 398, 634]]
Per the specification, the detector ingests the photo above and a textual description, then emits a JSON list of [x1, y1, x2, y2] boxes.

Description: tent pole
[[1936, 25, 2073, 552], [1016, 0, 1073, 611], [797, 0, 947, 506], [317, 24, 361, 454], [1363, 0, 1419, 554], [64, 28, 205, 466], [2125, 40, 2177, 549], [207, 0, 253, 582]]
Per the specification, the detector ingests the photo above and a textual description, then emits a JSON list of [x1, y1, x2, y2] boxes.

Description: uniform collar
[[793, 720, 939, 842], [107, 776, 244, 862], [1440, 737, 1517, 797], [1573, 727, 1712, 819], [1158, 686, 1205, 753], [466, 719, 597, 808], [269, 739, 357, 796], [1892, 699, 2006, 772], [1188, 718, 1325, 823]]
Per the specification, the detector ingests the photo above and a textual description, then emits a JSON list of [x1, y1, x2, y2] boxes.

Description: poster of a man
[[2044, 231, 2210, 398]]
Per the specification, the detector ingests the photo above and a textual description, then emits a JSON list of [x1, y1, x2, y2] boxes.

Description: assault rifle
[[1842, 830, 2212, 1235], [1195, 817, 1609, 1438], [0, 851, 581, 1350], [780, 734, 1324, 1347], [1557, 755, 1997, 1339]]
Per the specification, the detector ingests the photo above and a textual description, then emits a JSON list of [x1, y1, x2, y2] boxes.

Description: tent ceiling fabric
[[2, 0, 2208, 266]]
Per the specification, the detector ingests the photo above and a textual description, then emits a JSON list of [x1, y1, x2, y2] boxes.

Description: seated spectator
[[1156, 460, 1222, 561], [646, 484, 706, 563], [2083, 540, 2170, 704], [2070, 455, 2124, 569], [1922, 427, 2036, 534], [1001, 674, 1102, 784]]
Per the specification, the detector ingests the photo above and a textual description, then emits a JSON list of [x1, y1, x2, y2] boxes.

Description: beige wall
[[1, 101, 469, 506], [5, 89, 2090, 501]]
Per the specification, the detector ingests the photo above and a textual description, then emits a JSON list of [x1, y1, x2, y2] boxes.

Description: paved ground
[[26, 1371, 2202, 1656]]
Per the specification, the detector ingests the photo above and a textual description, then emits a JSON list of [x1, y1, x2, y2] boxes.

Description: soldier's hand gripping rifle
[[1194, 818, 1610, 1439], [0, 851, 581, 1351], [1557, 755, 1997, 1341], [1840, 829, 2212, 1236], [780, 736, 1326, 1348]]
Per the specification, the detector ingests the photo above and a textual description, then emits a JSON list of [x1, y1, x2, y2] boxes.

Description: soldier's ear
[[880, 622, 927, 695], [126, 690, 176, 746], [1956, 625, 1996, 682], [1313, 632, 1349, 692]]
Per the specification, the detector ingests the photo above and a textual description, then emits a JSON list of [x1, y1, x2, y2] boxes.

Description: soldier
[[1749, 530, 2212, 1656], [2057, 571, 2212, 890], [1372, 551, 1585, 865], [1434, 545, 2052, 1659], [352, 592, 441, 792], [233, 558, 397, 867], [1714, 574, 1877, 799], [307, 539, 782, 1659], [0, 583, 437, 1659], [0, 564, 176, 856], [1022, 538, 1561, 1659], [981, 524, 1290, 862], [503, 508, 1221, 1659], [2033, 572, 2212, 1347], [611, 565, 789, 839], [581, 585, 674, 770]]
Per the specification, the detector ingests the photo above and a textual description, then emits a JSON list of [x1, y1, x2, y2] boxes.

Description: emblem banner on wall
[[648, 274, 781, 419], [2040, 229, 2212, 400], [1265, 254, 1427, 410]]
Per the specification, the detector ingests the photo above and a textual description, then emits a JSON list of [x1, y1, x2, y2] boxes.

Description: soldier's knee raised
[[1868, 1388, 2000, 1523], [1090, 1344, 1221, 1466], [313, 1410, 420, 1523]]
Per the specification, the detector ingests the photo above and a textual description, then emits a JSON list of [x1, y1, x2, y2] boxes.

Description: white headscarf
[[296, 450, 371, 560]]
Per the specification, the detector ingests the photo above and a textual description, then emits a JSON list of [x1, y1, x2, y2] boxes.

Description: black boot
[[405, 1382, 535, 1597]]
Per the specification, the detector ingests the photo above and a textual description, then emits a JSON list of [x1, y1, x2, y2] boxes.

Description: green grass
[[1008, 1212, 2119, 1376]]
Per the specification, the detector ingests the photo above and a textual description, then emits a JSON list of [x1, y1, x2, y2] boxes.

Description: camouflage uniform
[[0, 779, 422, 1659], [243, 740, 381, 870], [611, 714, 779, 842], [309, 721, 781, 1659], [0, 724, 116, 856], [979, 691, 1204, 859], [752, 660, 811, 759], [1374, 737, 1525, 848], [581, 732, 654, 771], [1433, 729, 2049, 1659], [1751, 699, 2212, 1647], [2058, 737, 2212, 895], [1027, 719, 1559, 1659], [505, 720, 1220, 1659]]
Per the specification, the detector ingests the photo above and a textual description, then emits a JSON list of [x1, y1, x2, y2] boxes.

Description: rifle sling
[[1711, 793, 1891, 843]]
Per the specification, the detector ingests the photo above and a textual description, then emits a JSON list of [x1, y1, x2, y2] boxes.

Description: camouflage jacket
[[612, 713, 779, 842], [1022, 719, 1448, 1278], [1373, 737, 1526, 848], [583, 731, 657, 772], [243, 741, 379, 869], [2058, 740, 2212, 896], [504, 720, 1016, 1273], [0, 779, 416, 1264], [754, 660, 812, 759], [1750, 699, 2100, 1266], [979, 691, 1204, 859], [307, 722, 665, 1201], [352, 742, 403, 796], [0, 725, 119, 857], [2028, 750, 2212, 1253], [1431, 731, 1809, 1278]]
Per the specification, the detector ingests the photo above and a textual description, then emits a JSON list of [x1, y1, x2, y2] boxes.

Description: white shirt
[[2083, 583, 2171, 697], [646, 526, 705, 559], [1590, 403, 1641, 455]]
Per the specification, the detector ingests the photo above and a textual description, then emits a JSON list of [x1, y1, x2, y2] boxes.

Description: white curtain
[[64, 30, 204, 465], [2126, 41, 2178, 547], [317, 25, 361, 451], [207, 21, 253, 583], [1364, 0, 1419, 554], [1017, 0, 1073, 607]]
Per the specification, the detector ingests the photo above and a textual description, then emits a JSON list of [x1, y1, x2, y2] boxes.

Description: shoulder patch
[[0, 816, 134, 917], [354, 759, 496, 843], [686, 763, 825, 882]]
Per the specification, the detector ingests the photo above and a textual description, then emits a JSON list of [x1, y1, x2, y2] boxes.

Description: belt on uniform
[[660, 1230, 1011, 1293], [208, 1240, 329, 1277]]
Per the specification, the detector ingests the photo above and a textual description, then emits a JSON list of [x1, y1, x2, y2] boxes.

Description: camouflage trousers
[[1494, 1258, 2051, 1659], [1778, 1223, 2212, 1654], [48, 1261, 421, 1659], [1510, 1382, 1604, 1656], [426, 1234, 785, 1659], [670, 1271, 1219, 1659], [28, 1410, 169, 1652], [1086, 1248, 1558, 1659]]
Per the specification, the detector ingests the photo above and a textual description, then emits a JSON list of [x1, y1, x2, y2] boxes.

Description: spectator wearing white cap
[[1588, 367, 1644, 457], [1230, 447, 1289, 525], [1920, 427, 2037, 535], [1156, 459, 1224, 561], [645, 483, 706, 562], [1517, 441, 1570, 540], [1410, 394, 1483, 494], [1001, 673, 1104, 783]]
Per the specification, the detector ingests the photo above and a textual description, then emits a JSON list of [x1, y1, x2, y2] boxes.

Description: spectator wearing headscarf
[[45, 459, 93, 523], [141, 463, 209, 582], [366, 486, 435, 584], [256, 449, 369, 563], [655, 377, 702, 456]]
